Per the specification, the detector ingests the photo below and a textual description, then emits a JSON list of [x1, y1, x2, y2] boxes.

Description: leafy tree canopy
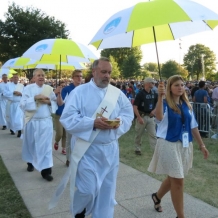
[[183, 44, 216, 80], [121, 54, 141, 79], [161, 60, 188, 79], [109, 56, 120, 79], [100, 47, 142, 72], [0, 2, 69, 63], [143, 62, 158, 73]]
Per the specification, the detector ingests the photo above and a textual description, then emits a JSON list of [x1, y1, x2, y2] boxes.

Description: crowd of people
[[0, 57, 217, 218]]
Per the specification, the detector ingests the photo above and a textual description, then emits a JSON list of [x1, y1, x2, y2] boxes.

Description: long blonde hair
[[165, 75, 192, 113]]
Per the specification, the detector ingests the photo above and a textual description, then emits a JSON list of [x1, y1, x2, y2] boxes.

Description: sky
[[1, 0, 218, 66]]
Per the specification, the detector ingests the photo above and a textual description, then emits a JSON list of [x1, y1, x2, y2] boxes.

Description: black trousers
[[41, 167, 52, 178]]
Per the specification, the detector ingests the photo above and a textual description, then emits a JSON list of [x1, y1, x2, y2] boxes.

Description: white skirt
[[148, 138, 193, 178]]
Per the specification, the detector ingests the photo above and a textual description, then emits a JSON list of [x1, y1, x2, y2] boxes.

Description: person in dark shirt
[[191, 83, 199, 100], [53, 81, 67, 155], [55, 70, 83, 166], [193, 81, 209, 137], [133, 77, 158, 154]]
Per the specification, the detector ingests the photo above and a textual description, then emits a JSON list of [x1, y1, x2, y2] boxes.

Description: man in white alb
[[0, 74, 8, 130], [59, 57, 134, 218], [4, 74, 24, 137], [20, 69, 57, 181]]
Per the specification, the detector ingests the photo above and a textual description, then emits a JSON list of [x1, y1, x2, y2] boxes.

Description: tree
[[0, 3, 69, 64], [161, 60, 188, 79], [183, 44, 216, 80], [100, 47, 142, 75], [109, 56, 120, 79], [143, 62, 158, 73], [121, 54, 141, 79]]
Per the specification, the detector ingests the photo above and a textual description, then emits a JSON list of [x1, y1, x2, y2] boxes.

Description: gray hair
[[92, 57, 110, 69], [33, 68, 45, 76], [2, 74, 7, 77]]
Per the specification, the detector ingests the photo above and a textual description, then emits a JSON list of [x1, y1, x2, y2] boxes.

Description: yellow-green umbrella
[[89, 0, 218, 79], [0, 68, 18, 75], [0, 68, 17, 79], [22, 38, 97, 83], [25, 60, 86, 70], [2, 57, 31, 69], [22, 38, 97, 63]]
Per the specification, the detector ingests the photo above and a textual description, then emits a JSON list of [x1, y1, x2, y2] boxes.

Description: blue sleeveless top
[[156, 100, 198, 142]]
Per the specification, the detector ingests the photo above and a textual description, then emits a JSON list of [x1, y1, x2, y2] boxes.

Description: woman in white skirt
[[148, 75, 209, 218]]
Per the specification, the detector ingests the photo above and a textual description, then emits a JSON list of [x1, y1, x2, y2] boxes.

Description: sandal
[[151, 192, 162, 212]]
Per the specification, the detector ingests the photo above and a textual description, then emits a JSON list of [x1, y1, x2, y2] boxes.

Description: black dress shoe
[[75, 208, 86, 218], [10, 129, 15, 135], [27, 163, 34, 172], [66, 160, 70, 167], [135, 150, 142, 155], [43, 175, 53, 182], [2, 126, 6, 130], [17, 130, 21, 137]]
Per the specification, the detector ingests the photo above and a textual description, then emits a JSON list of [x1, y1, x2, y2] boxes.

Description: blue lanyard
[[178, 103, 185, 130]]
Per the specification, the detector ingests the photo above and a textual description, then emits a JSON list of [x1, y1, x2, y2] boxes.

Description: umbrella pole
[[59, 55, 62, 83], [56, 69, 57, 87], [152, 26, 162, 80]]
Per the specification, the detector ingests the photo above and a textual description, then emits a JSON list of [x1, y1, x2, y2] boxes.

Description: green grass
[[119, 124, 218, 208], [0, 156, 31, 218]]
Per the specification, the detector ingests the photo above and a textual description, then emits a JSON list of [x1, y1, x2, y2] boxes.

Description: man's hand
[[34, 94, 49, 101], [94, 117, 114, 130], [13, 91, 21, 96], [149, 109, 156, 118], [38, 99, 51, 105], [137, 116, 144, 124]]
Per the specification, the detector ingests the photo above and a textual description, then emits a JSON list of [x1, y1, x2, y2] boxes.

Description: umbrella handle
[[152, 26, 162, 80]]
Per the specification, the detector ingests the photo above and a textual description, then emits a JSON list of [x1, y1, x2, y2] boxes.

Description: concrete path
[[0, 129, 218, 218]]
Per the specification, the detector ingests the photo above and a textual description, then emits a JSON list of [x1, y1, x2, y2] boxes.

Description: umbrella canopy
[[2, 57, 31, 69], [25, 60, 86, 70], [89, 0, 218, 79], [22, 38, 98, 63], [0, 68, 18, 79], [0, 68, 18, 75]]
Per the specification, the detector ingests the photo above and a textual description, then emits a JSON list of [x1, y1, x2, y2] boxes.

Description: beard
[[96, 78, 110, 88]]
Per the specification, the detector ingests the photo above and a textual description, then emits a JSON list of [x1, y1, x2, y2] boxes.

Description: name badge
[[182, 131, 189, 147]]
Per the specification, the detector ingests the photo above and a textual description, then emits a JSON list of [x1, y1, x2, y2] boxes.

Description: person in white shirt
[[58, 57, 134, 217], [20, 69, 57, 181], [0, 74, 8, 130], [4, 74, 24, 136]]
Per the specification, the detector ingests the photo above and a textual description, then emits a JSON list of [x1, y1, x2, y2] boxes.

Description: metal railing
[[191, 102, 218, 139]]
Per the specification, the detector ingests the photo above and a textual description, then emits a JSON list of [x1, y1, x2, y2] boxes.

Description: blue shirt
[[156, 100, 198, 142], [194, 89, 208, 103], [55, 83, 75, 115]]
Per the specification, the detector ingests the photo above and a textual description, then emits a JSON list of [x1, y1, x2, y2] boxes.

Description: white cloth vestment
[[59, 80, 134, 217], [4, 82, 24, 132], [20, 83, 57, 171], [0, 82, 8, 126]]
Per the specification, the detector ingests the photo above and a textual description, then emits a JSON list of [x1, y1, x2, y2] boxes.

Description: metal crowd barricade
[[211, 101, 218, 139], [191, 102, 212, 138]]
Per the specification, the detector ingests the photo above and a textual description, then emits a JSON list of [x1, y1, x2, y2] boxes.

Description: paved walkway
[[1, 129, 218, 218]]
